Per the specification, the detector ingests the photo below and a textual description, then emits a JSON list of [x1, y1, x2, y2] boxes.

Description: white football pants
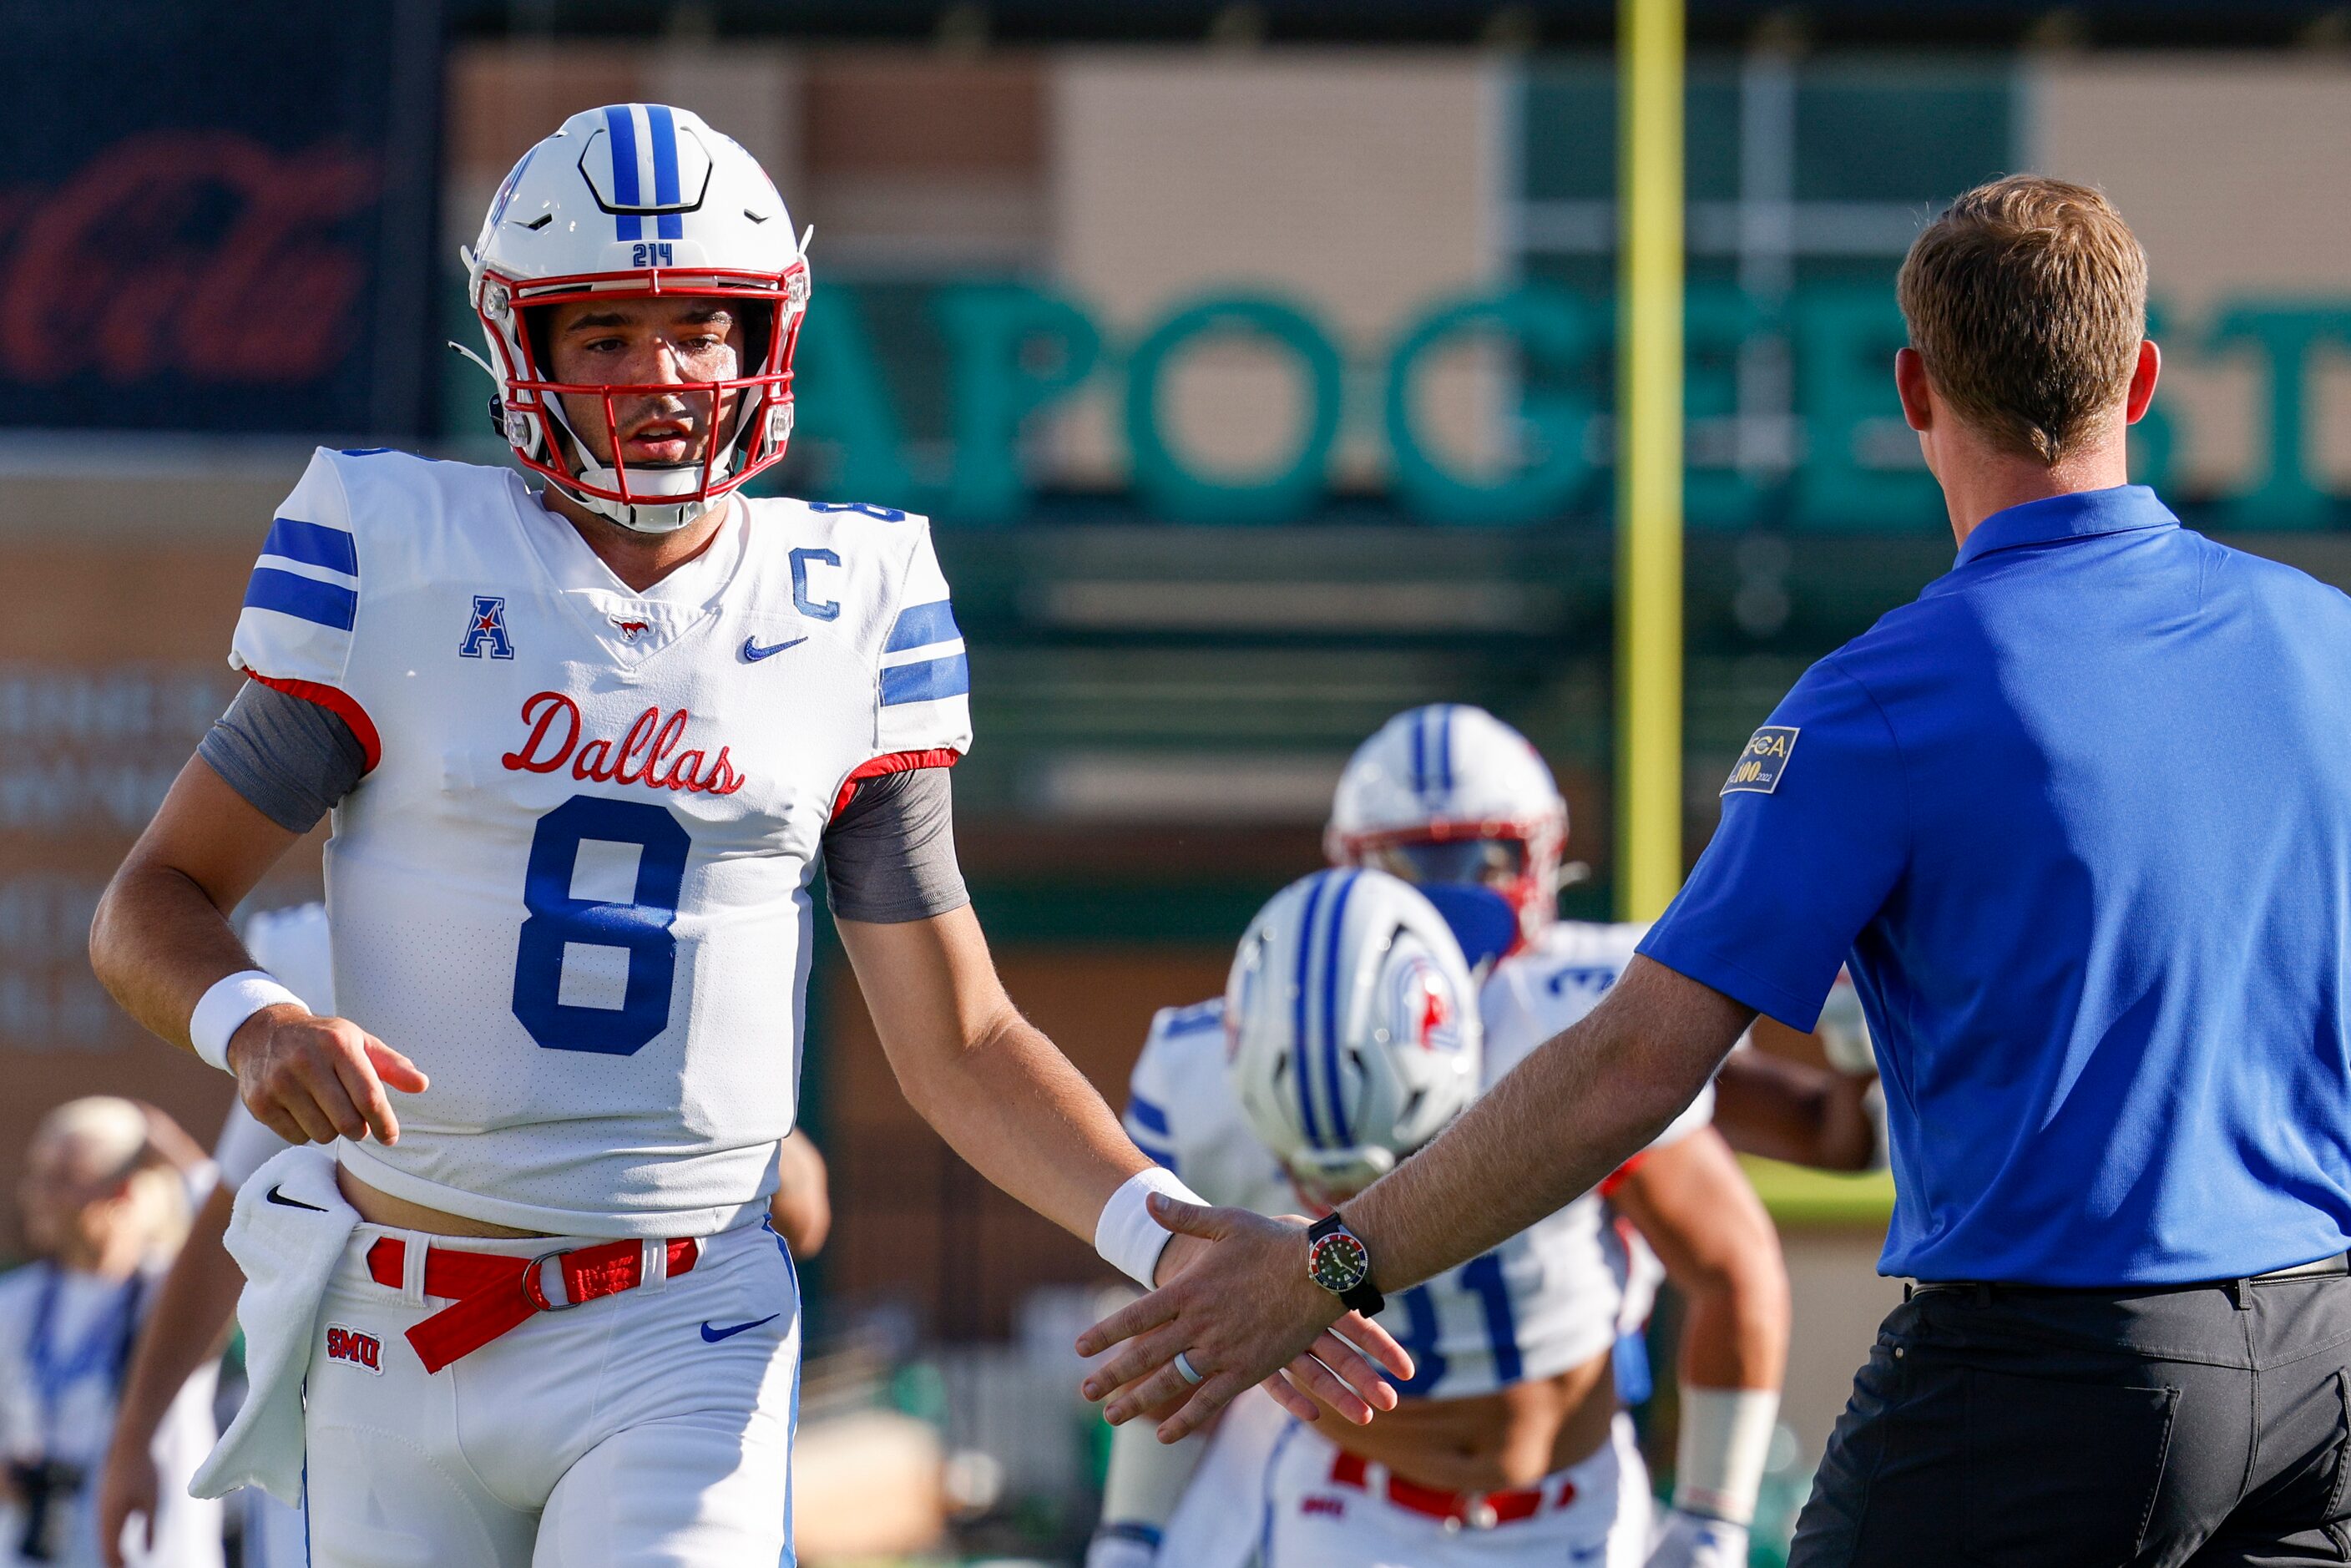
[[1257, 1412, 1653, 1568], [301, 1220, 798, 1568]]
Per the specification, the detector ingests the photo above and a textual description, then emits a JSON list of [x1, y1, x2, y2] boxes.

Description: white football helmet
[[1327, 704, 1568, 946], [460, 104, 810, 534], [1225, 867, 1483, 1207]]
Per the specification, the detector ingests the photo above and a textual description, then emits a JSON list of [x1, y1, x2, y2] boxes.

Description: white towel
[[190, 1142, 359, 1505]]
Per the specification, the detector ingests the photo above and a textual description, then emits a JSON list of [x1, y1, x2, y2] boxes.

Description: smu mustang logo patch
[[460, 595, 515, 660], [1722, 726, 1799, 796], [325, 1324, 383, 1374]]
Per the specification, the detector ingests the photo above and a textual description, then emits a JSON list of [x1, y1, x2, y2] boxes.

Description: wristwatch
[[1305, 1213, 1385, 1318]]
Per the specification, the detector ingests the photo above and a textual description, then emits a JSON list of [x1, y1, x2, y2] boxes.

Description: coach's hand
[[1079, 1196, 1413, 1443], [227, 1005, 428, 1146]]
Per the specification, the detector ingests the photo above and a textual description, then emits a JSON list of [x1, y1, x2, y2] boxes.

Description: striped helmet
[[460, 104, 809, 534], [1327, 704, 1568, 947], [1224, 868, 1483, 1207]]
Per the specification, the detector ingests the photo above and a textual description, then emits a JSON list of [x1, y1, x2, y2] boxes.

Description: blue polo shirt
[[1641, 485, 2351, 1285]]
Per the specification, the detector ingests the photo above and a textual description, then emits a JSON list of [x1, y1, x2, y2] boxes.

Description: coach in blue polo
[[1078, 174, 2351, 1564]]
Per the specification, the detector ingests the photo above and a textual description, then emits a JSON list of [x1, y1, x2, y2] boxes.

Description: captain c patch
[[1722, 726, 1800, 796]]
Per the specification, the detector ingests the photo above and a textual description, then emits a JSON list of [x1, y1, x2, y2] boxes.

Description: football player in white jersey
[[1093, 707, 1790, 1568], [94, 904, 836, 1568], [1099, 869, 1668, 1566], [87, 106, 1403, 1568]]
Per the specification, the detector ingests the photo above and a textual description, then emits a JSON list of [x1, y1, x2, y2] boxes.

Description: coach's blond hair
[[1897, 175, 2148, 466]]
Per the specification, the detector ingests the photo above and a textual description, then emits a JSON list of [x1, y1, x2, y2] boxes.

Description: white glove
[[1817, 978, 1876, 1075], [1648, 1508, 1750, 1568], [1085, 1526, 1160, 1568]]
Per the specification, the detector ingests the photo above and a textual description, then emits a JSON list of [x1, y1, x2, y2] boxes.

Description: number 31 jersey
[[229, 448, 969, 1237]]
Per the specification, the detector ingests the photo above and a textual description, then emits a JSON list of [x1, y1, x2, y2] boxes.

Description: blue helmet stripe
[[1320, 871, 1360, 1144], [1408, 712, 1427, 794], [1436, 705, 1455, 792], [1292, 875, 1331, 1149], [645, 103, 684, 240], [604, 105, 643, 240]]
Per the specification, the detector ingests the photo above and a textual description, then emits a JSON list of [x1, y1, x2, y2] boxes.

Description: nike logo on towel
[[266, 1185, 328, 1212], [741, 636, 806, 662], [700, 1314, 780, 1343]]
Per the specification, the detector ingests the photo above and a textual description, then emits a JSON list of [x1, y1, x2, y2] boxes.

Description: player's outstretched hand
[[227, 1005, 429, 1146], [1077, 1195, 1413, 1444]]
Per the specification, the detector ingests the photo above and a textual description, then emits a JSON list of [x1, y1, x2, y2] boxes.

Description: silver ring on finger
[[1173, 1349, 1207, 1386]]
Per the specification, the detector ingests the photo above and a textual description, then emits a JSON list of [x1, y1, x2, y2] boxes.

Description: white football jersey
[[229, 448, 969, 1237], [1125, 919, 1712, 1404]]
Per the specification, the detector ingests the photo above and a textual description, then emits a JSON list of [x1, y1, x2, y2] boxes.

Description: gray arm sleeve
[[822, 766, 971, 923], [195, 680, 367, 833]]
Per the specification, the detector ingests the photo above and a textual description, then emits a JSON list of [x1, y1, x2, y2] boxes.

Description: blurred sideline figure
[[96, 904, 832, 1568], [1, 1099, 217, 1568], [1717, 989, 1884, 1175], [1093, 706, 1797, 1568], [99, 907, 321, 1568]]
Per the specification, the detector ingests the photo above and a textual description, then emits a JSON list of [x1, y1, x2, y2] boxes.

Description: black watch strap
[[1306, 1212, 1386, 1318]]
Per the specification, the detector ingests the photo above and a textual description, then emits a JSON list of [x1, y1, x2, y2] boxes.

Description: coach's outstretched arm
[[1079, 954, 1753, 1440], [836, 906, 1411, 1425]]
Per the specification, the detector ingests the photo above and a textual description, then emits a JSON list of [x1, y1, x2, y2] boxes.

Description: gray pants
[[1791, 1271, 2351, 1567]]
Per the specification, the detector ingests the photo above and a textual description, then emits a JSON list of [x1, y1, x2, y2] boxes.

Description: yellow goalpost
[[1615, 0, 1686, 921]]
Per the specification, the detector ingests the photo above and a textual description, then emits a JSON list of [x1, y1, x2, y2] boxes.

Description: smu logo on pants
[[326, 1324, 384, 1374]]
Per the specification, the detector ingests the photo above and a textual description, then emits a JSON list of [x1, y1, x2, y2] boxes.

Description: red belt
[[1329, 1449, 1566, 1530], [366, 1235, 699, 1373]]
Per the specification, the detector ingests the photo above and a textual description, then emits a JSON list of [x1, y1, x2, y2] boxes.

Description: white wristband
[[189, 970, 306, 1074], [1673, 1386, 1780, 1527], [1095, 1167, 1206, 1289]]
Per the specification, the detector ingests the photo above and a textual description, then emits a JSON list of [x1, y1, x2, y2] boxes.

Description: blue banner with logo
[[0, 0, 442, 438]]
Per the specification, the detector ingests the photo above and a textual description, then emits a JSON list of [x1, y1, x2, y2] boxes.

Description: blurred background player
[[1716, 984, 1885, 1176], [96, 901, 837, 1568], [1331, 703, 1876, 1176], [0, 1100, 215, 1568], [1100, 867, 1707, 1566], [1097, 849, 1778, 1567]]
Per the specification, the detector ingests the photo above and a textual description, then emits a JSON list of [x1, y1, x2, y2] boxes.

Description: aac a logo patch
[[1722, 726, 1799, 796]]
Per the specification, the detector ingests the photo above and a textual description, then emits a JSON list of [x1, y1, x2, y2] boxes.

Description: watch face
[[1307, 1229, 1371, 1297]]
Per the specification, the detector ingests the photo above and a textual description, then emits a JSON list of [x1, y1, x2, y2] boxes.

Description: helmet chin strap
[[542, 387, 763, 537]]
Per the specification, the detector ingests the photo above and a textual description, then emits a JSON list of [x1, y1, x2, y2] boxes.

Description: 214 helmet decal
[[458, 104, 810, 535]]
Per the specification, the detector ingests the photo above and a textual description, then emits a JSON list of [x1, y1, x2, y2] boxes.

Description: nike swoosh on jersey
[[265, 1185, 328, 1212], [741, 635, 807, 662], [700, 1313, 781, 1343]]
